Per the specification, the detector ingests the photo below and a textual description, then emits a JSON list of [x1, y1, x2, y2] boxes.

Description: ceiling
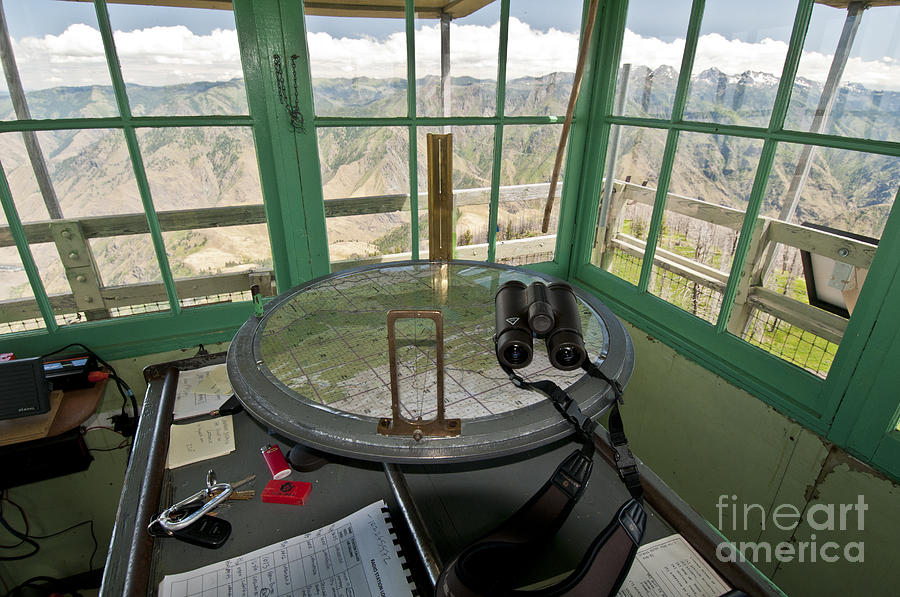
[[68, 0, 496, 19]]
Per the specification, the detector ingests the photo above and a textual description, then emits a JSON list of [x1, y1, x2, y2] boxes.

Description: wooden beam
[[748, 286, 847, 345], [623, 183, 747, 230], [766, 220, 876, 269]]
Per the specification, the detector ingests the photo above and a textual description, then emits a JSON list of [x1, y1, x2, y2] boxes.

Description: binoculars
[[494, 280, 587, 371]]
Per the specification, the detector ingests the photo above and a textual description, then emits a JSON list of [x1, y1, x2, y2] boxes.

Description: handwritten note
[[173, 364, 234, 421], [166, 415, 235, 469]]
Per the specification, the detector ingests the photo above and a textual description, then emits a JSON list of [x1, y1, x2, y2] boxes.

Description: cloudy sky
[[3, 1, 900, 92]]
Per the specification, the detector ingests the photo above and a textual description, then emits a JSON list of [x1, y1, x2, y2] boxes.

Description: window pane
[[786, 3, 900, 142], [593, 125, 668, 285], [648, 132, 763, 324], [684, 0, 796, 127], [87, 233, 171, 318], [496, 124, 562, 265], [318, 127, 410, 265], [416, 1, 500, 117], [0, 244, 44, 332], [0, 129, 142, 220], [416, 125, 494, 260], [1, 0, 116, 120], [728, 143, 900, 377], [307, 16, 406, 118], [615, 0, 692, 119], [137, 127, 262, 209], [107, 3, 247, 116], [504, 0, 581, 117]]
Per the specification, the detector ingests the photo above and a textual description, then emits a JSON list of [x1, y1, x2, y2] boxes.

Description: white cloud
[[11, 23, 243, 89], [7, 21, 900, 92], [620, 28, 900, 91]]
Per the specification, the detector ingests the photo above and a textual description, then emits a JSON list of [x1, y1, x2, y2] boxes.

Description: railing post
[[593, 182, 627, 269], [50, 221, 109, 321], [726, 221, 769, 338]]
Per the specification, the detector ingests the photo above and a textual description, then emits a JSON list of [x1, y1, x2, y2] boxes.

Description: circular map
[[228, 261, 633, 462]]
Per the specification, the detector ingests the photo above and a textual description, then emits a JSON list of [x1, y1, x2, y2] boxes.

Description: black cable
[[0, 508, 39, 561], [40, 342, 139, 425], [0, 496, 27, 550], [5, 575, 63, 597], [0, 499, 97, 571]]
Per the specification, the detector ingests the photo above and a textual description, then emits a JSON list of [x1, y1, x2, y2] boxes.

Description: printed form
[[158, 500, 414, 597]]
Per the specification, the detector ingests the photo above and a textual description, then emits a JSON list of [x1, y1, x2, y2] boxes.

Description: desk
[[102, 262, 779, 595]]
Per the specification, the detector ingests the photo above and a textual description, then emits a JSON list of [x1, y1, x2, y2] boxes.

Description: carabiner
[[149, 469, 233, 534]]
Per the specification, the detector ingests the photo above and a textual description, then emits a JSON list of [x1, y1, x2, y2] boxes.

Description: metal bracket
[[378, 309, 461, 440]]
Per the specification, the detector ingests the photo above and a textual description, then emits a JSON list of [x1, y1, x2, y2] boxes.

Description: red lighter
[[260, 444, 291, 480]]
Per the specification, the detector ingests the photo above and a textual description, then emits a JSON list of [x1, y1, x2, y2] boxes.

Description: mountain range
[[0, 68, 896, 304]]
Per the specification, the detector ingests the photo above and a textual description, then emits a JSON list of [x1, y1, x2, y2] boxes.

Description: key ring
[[149, 470, 233, 534]]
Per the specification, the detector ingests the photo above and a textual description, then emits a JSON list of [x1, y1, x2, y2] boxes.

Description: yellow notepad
[[166, 415, 235, 469]]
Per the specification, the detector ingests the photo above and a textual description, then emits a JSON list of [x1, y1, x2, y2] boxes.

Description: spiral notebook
[[158, 500, 416, 597]]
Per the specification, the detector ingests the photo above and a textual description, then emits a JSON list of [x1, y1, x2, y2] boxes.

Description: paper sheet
[[166, 415, 235, 469], [173, 364, 234, 421], [617, 534, 730, 597], [158, 500, 415, 597]]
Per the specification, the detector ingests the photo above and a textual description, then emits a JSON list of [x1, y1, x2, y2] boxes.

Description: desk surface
[[102, 354, 780, 597]]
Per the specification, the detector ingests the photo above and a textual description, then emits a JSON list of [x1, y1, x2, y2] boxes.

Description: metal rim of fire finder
[[227, 260, 634, 464]]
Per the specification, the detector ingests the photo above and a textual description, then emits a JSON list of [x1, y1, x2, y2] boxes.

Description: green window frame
[[0, 0, 315, 358], [2, 0, 896, 482], [568, 0, 900, 481]]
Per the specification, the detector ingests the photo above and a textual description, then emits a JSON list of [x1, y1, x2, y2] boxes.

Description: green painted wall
[[620, 322, 900, 596], [2, 332, 896, 596]]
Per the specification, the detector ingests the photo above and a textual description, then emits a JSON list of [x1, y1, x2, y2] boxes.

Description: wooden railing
[[0, 183, 559, 326], [593, 180, 876, 346], [0, 178, 877, 351]]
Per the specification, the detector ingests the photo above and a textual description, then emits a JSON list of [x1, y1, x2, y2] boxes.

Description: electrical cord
[[0, 494, 97, 571], [41, 343, 139, 437]]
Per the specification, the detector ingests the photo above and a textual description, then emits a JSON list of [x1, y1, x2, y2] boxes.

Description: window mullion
[[279, 0, 330, 280], [636, 0, 704, 292], [93, 0, 181, 315], [0, 166, 56, 331], [714, 0, 814, 332], [486, 0, 511, 263], [406, 0, 419, 260]]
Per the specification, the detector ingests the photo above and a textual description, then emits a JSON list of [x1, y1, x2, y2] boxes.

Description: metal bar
[[406, 0, 420, 259], [427, 133, 454, 260], [486, 0, 510, 263], [0, 161, 57, 331], [94, 0, 181, 315], [0, 0, 63, 220], [383, 463, 442, 588], [103, 367, 178, 597], [759, 2, 865, 285]]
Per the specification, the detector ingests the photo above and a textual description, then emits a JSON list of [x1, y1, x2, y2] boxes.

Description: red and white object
[[260, 444, 291, 480]]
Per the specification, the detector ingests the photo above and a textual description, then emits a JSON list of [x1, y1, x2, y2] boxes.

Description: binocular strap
[[436, 366, 646, 597]]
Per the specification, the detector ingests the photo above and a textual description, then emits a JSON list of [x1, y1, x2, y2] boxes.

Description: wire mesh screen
[[743, 307, 837, 378]]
